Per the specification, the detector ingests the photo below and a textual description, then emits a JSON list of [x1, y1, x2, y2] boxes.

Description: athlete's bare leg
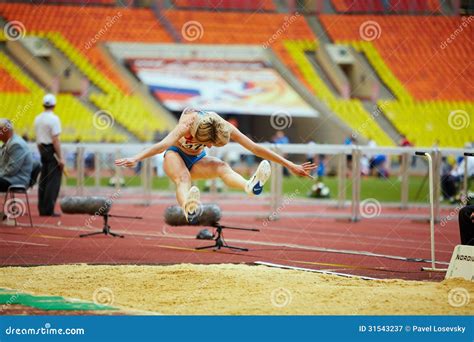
[[163, 151, 192, 208], [190, 156, 247, 190]]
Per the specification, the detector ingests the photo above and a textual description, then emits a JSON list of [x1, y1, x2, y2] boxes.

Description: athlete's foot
[[183, 186, 202, 224], [245, 160, 271, 195]]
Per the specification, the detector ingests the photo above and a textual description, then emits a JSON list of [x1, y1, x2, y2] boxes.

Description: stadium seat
[[331, 0, 441, 13], [283, 40, 394, 146], [0, 52, 126, 142], [320, 15, 472, 101], [173, 0, 276, 11], [0, 4, 173, 141]]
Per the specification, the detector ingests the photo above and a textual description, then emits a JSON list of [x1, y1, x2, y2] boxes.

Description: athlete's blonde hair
[[190, 111, 231, 147]]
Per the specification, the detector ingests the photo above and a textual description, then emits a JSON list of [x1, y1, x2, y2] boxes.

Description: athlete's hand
[[288, 161, 317, 178], [471, 212, 474, 223], [115, 157, 138, 168]]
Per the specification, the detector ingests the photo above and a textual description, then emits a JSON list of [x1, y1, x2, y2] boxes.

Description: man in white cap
[[34, 94, 64, 217]]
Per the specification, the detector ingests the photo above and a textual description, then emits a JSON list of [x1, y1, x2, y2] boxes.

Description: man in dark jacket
[[459, 205, 474, 246]]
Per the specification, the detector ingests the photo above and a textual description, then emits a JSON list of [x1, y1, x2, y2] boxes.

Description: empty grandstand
[[0, 0, 472, 146]]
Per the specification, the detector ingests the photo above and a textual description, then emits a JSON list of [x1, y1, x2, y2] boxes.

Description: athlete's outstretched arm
[[115, 123, 189, 167], [230, 126, 316, 178]]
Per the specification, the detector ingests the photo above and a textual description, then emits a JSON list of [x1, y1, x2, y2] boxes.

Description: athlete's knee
[[172, 171, 192, 184], [216, 160, 231, 176]]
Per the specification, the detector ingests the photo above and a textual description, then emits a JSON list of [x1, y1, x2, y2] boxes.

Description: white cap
[[43, 93, 56, 107]]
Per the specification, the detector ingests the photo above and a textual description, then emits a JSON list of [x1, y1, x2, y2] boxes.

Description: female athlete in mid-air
[[115, 108, 316, 224]]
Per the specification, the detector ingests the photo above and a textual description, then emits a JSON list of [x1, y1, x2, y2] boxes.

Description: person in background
[[306, 141, 318, 177], [442, 149, 474, 202], [399, 134, 416, 167], [458, 205, 474, 246], [362, 138, 377, 176], [0, 119, 33, 192], [273, 131, 290, 177], [34, 94, 64, 217], [0, 119, 33, 221], [344, 136, 357, 176]]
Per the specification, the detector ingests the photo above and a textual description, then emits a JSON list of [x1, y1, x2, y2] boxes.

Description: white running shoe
[[183, 186, 202, 225], [245, 160, 271, 195]]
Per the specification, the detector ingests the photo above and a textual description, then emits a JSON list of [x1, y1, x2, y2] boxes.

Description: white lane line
[[254, 261, 378, 280], [0, 239, 49, 247]]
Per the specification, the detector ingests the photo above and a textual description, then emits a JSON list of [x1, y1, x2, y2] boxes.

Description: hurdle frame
[[415, 151, 448, 272], [29, 142, 473, 223]]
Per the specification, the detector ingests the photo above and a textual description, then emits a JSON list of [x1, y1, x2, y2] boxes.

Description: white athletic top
[[34, 110, 61, 144]]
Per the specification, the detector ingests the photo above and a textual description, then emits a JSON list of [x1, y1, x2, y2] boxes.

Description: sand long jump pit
[[0, 264, 472, 315]]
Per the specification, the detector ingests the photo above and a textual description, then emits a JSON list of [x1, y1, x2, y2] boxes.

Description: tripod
[[195, 224, 260, 251], [80, 214, 142, 238]]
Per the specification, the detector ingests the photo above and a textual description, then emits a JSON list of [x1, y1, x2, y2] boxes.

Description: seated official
[[0, 119, 33, 192], [459, 205, 474, 246], [442, 151, 474, 201]]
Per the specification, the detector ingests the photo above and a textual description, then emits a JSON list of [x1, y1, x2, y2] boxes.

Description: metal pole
[[433, 149, 441, 223], [269, 145, 283, 220], [59, 147, 67, 197], [337, 153, 346, 208], [76, 146, 85, 196], [356, 148, 362, 220], [427, 152, 435, 270], [415, 151, 447, 272], [351, 147, 361, 222], [400, 152, 409, 209], [94, 152, 101, 190], [209, 148, 218, 196], [142, 158, 152, 206], [114, 149, 122, 193]]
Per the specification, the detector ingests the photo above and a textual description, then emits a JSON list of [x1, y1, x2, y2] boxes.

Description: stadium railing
[[28, 143, 474, 223]]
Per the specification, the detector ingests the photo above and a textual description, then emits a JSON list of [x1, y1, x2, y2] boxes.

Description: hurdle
[[415, 151, 448, 272], [33, 142, 473, 224]]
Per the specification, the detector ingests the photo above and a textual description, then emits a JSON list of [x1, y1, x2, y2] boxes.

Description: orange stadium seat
[[165, 9, 315, 74], [331, 0, 440, 13], [0, 66, 28, 92], [173, 0, 276, 11], [0, 4, 173, 93], [32, 0, 115, 4], [319, 15, 473, 101]]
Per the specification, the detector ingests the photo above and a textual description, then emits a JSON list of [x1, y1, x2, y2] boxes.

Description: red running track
[[0, 194, 460, 281]]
